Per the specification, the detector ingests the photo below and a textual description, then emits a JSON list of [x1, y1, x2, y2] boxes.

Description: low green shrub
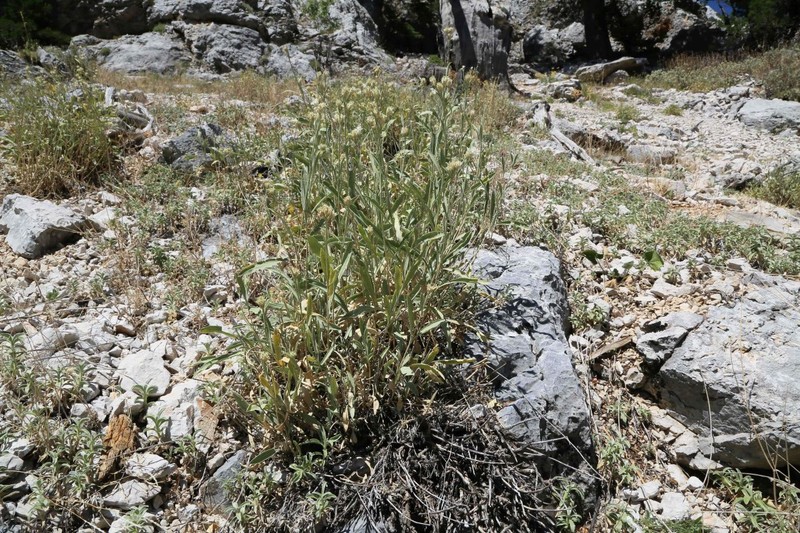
[[615, 103, 642, 124], [640, 46, 800, 102], [0, 80, 120, 197], [714, 467, 800, 532], [747, 163, 800, 209], [0, 333, 102, 526], [581, 175, 800, 276], [208, 77, 502, 460]]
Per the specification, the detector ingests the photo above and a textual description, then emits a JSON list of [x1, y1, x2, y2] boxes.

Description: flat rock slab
[[575, 57, 647, 83], [0, 195, 88, 259], [117, 350, 170, 397], [722, 208, 800, 239], [658, 275, 800, 469], [200, 449, 247, 510], [735, 98, 800, 132], [103, 480, 160, 509], [468, 245, 596, 495], [87, 32, 191, 75]]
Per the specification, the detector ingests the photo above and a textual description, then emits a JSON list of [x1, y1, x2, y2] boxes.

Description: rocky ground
[[1, 43, 800, 533]]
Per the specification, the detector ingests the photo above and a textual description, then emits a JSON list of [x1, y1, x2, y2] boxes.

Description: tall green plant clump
[[0, 79, 120, 197], [214, 76, 502, 456]]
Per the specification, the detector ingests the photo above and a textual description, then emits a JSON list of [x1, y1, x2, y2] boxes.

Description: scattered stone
[[89, 207, 119, 231], [117, 350, 170, 397], [666, 464, 690, 487], [735, 98, 800, 132], [623, 480, 661, 502], [543, 79, 582, 102], [8, 439, 34, 459], [0, 195, 89, 259], [685, 476, 705, 491], [70, 403, 94, 418], [109, 514, 155, 533], [126, 453, 176, 481], [199, 450, 247, 510], [161, 123, 224, 173], [103, 480, 160, 510], [650, 278, 696, 298], [626, 144, 677, 165], [636, 327, 688, 370], [0, 454, 24, 477], [25, 326, 80, 357], [660, 492, 692, 521]]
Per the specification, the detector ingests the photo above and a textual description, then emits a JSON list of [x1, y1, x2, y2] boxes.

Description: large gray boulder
[[175, 22, 268, 73], [92, 0, 150, 38], [81, 32, 191, 74], [0, 50, 45, 79], [147, 0, 266, 35], [468, 245, 596, 498], [523, 22, 584, 66], [262, 44, 317, 81], [606, 0, 723, 56], [735, 98, 800, 133], [0, 195, 89, 259], [327, 0, 393, 68], [258, 0, 298, 45], [162, 123, 225, 172], [658, 274, 800, 469], [440, 0, 512, 81], [652, 5, 724, 55]]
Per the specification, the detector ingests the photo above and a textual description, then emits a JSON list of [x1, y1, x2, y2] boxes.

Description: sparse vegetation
[[746, 163, 800, 209], [640, 46, 800, 102], [3, 35, 800, 531], [0, 333, 104, 525], [615, 103, 642, 124], [714, 468, 800, 532], [0, 79, 120, 197]]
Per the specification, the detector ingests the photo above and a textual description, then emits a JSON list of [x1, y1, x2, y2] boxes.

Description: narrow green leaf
[[250, 449, 277, 465]]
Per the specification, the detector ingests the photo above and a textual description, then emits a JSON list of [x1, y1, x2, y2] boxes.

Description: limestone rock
[[199, 450, 248, 510], [261, 43, 317, 81], [440, 0, 512, 81], [126, 453, 176, 481], [80, 32, 191, 75], [660, 492, 691, 521], [467, 245, 596, 502], [575, 57, 647, 84], [736, 98, 800, 133], [659, 279, 800, 469], [523, 22, 584, 66], [161, 123, 225, 172], [0, 195, 89, 259], [117, 350, 170, 397], [175, 22, 268, 73], [103, 480, 160, 509]]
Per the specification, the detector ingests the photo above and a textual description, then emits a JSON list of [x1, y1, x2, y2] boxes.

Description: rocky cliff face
[[49, 0, 726, 79]]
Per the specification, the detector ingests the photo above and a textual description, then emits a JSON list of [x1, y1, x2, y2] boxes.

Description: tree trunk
[[581, 0, 613, 59]]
